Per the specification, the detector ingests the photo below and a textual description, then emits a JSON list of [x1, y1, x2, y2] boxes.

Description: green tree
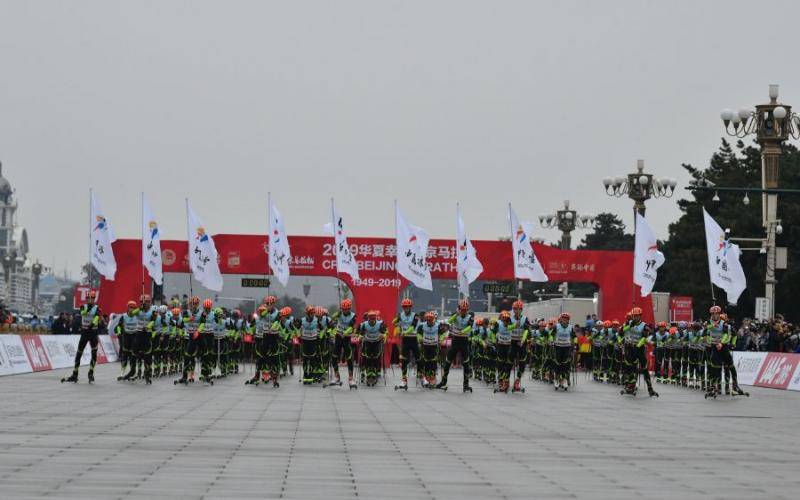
[[658, 139, 800, 321], [578, 213, 635, 251]]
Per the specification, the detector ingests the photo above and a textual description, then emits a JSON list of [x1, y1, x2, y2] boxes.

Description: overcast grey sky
[[1, 1, 799, 278]]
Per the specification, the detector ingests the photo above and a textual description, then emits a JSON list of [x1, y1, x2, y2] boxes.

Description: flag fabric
[[395, 202, 433, 290], [508, 204, 548, 281], [633, 213, 665, 297], [186, 201, 223, 292], [142, 195, 163, 285], [90, 191, 117, 281], [703, 208, 747, 305], [268, 197, 292, 287], [324, 199, 360, 280], [456, 204, 483, 297]]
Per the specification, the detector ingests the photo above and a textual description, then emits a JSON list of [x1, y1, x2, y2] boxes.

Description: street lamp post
[[602, 160, 677, 218], [539, 200, 595, 250], [720, 84, 800, 318]]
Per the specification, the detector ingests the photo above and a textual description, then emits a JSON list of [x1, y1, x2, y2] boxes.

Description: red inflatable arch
[[99, 234, 653, 326]]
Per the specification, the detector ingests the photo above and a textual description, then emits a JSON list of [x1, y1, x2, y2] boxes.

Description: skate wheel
[[521, 388, 525, 393], [620, 390, 625, 395], [60, 378, 65, 383], [173, 380, 177, 385], [493, 389, 498, 393]]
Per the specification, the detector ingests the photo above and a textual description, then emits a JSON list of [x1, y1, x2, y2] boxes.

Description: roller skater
[[297, 305, 323, 384], [490, 311, 515, 393], [330, 299, 356, 387], [439, 299, 474, 392], [552, 313, 575, 391], [116, 301, 140, 381], [61, 290, 103, 383], [653, 322, 667, 383], [393, 298, 419, 391], [620, 307, 658, 397], [704, 306, 748, 398], [416, 312, 446, 388], [175, 296, 202, 385], [358, 310, 386, 387], [591, 321, 609, 382], [508, 300, 530, 393]]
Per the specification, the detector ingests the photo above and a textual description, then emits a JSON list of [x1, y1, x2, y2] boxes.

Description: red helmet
[[658, 321, 667, 328], [367, 310, 378, 319], [720, 313, 728, 321], [499, 311, 511, 321], [305, 305, 315, 315], [88, 290, 97, 299], [203, 299, 213, 309], [630, 307, 643, 316], [140, 294, 152, 303], [603, 320, 612, 328], [424, 311, 435, 321], [257, 305, 267, 314], [560, 312, 571, 320], [264, 295, 277, 306], [401, 298, 413, 308], [611, 320, 620, 327], [669, 327, 678, 334], [709, 305, 722, 314], [127, 300, 137, 308], [474, 318, 484, 326], [340, 299, 352, 310], [314, 306, 324, 317], [190, 296, 200, 306], [512, 300, 524, 310], [458, 299, 469, 312], [280, 307, 292, 317], [171, 307, 180, 316]]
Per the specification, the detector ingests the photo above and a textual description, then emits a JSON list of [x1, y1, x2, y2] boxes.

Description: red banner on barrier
[[754, 352, 800, 390], [21, 335, 52, 372]]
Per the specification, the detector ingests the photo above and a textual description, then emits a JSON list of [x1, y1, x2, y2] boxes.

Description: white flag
[[90, 191, 117, 281], [633, 213, 664, 297], [324, 199, 360, 280], [703, 208, 747, 305], [268, 196, 292, 287], [186, 201, 223, 292], [142, 195, 163, 285], [508, 204, 548, 281], [456, 204, 483, 296], [395, 202, 432, 290]]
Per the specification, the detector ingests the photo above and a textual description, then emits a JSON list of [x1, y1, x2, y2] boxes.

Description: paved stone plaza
[[1, 364, 798, 499]]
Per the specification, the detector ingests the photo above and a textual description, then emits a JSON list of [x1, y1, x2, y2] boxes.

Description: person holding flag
[[393, 298, 420, 390], [330, 299, 358, 388], [619, 307, 658, 398], [61, 290, 104, 384], [704, 306, 748, 399], [439, 299, 475, 393]]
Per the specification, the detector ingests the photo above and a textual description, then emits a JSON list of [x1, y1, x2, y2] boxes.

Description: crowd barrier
[[0, 334, 119, 377], [732, 351, 800, 391]]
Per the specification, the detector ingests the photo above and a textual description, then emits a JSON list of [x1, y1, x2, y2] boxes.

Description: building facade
[[0, 163, 35, 314]]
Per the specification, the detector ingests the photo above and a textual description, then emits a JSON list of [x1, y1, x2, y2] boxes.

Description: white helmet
[[158, 305, 168, 314]]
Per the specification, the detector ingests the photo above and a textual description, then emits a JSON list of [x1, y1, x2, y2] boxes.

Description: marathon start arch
[[98, 234, 653, 324]]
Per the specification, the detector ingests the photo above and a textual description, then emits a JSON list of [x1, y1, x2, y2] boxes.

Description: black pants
[[553, 345, 571, 383], [400, 336, 420, 378], [362, 340, 382, 378], [332, 335, 354, 377], [421, 344, 439, 378], [441, 337, 470, 386], [654, 347, 665, 378], [510, 340, 527, 378], [301, 338, 319, 380], [126, 331, 153, 379], [622, 344, 654, 389], [496, 343, 511, 382], [182, 337, 200, 379], [71, 331, 99, 374]]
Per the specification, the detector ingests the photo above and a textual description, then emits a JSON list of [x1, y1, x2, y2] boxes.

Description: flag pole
[[88, 188, 93, 289], [508, 203, 521, 300], [185, 198, 194, 300], [394, 199, 402, 303], [141, 192, 146, 298], [456, 202, 463, 301], [331, 198, 342, 305], [266, 193, 272, 297], [632, 206, 637, 308]]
